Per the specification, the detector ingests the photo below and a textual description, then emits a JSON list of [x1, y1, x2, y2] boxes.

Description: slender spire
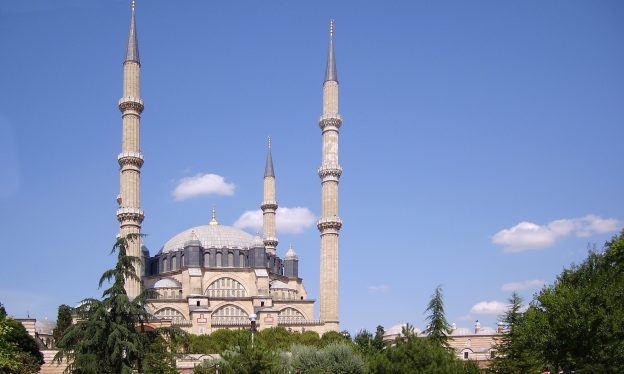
[[264, 136, 275, 178], [125, 0, 140, 65], [324, 19, 337, 83], [209, 206, 218, 225]]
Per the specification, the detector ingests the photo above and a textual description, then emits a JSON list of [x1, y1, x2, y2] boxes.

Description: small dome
[[383, 323, 420, 338], [384, 323, 406, 337], [270, 280, 293, 290], [477, 327, 497, 335], [35, 318, 56, 335], [452, 327, 473, 336], [153, 278, 182, 288], [160, 224, 255, 254], [284, 245, 298, 260]]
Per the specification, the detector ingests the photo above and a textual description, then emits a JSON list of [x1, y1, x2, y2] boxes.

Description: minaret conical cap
[[264, 136, 275, 178], [125, 0, 140, 65], [324, 19, 338, 83]]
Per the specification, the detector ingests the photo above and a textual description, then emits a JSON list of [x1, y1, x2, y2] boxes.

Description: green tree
[[372, 325, 385, 351], [290, 342, 364, 374], [490, 231, 624, 373], [215, 332, 280, 374], [0, 312, 43, 374], [319, 330, 350, 347], [257, 327, 293, 351], [424, 285, 451, 349], [143, 327, 188, 374], [353, 329, 375, 356], [54, 234, 182, 373], [521, 231, 624, 373], [294, 330, 321, 347], [490, 292, 540, 373], [52, 304, 73, 343], [367, 332, 479, 374]]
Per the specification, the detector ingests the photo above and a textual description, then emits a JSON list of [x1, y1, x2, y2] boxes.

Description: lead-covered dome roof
[[159, 224, 256, 254]]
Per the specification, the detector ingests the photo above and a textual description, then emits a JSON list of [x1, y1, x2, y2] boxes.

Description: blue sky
[[0, 0, 622, 335]]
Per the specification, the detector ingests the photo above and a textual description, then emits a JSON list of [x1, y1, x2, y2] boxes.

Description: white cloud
[[173, 173, 235, 201], [492, 214, 620, 252], [501, 279, 545, 292], [368, 284, 390, 293], [470, 301, 508, 315], [233, 207, 316, 234]]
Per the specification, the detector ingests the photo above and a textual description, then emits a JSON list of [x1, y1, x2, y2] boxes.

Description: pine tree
[[54, 234, 183, 373], [424, 285, 451, 349], [52, 304, 73, 344], [489, 292, 539, 373]]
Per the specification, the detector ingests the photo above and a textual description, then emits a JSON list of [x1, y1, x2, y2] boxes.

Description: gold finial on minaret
[[131, 0, 136, 11], [209, 205, 219, 225], [329, 19, 334, 37], [268, 136, 272, 150]]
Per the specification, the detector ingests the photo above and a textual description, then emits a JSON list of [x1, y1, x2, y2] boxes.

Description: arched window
[[216, 252, 222, 267], [170, 256, 177, 271], [278, 307, 305, 323], [181, 254, 185, 267], [204, 253, 210, 267], [239, 253, 245, 267], [154, 307, 185, 321], [211, 304, 248, 325], [161, 257, 167, 272], [228, 252, 234, 267], [206, 277, 247, 298]]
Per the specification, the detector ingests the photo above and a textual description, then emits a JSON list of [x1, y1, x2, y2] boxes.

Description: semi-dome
[[153, 278, 182, 288], [160, 224, 255, 254]]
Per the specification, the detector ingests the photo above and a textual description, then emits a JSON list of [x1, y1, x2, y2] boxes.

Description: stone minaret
[[117, 0, 145, 298], [261, 137, 278, 255], [318, 20, 342, 331]]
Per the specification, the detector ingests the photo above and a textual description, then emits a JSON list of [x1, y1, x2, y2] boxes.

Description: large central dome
[[160, 224, 256, 254]]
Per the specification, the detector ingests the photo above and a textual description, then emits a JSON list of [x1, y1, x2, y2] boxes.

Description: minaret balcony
[[263, 237, 279, 248], [317, 216, 343, 231], [116, 207, 145, 223], [318, 165, 342, 180], [118, 151, 144, 168], [118, 96, 144, 113], [318, 113, 342, 130], [260, 200, 278, 210]]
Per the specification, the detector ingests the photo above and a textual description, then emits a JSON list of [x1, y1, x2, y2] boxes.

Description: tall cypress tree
[[52, 304, 73, 344]]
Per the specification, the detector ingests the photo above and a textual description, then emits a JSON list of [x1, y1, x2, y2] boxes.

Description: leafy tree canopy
[[0, 303, 43, 374], [492, 231, 624, 374], [53, 304, 73, 343], [367, 331, 479, 374]]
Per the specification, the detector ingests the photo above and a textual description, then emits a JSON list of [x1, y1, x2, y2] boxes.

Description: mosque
[[115, 3, 342, 335]]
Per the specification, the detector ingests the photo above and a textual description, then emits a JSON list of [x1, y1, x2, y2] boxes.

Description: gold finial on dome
[[209, 205, 218, 225]]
